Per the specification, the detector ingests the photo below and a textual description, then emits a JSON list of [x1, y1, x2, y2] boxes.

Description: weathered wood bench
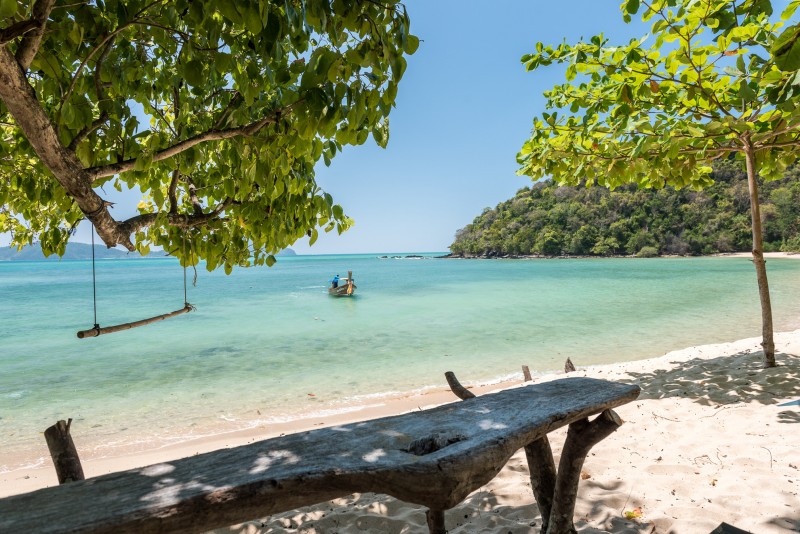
[[0, 377, 640, 534]]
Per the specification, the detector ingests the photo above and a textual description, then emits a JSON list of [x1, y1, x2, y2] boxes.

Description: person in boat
[[330, 274, 340, 289]]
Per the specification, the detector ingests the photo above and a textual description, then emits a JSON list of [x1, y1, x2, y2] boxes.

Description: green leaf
[[0, 0, 17, 18], [217, 0, 242, 24], [772, 23, 800, 71], [183, 60, 205, 87], [404, 35, 420, 54], [625, 0, 640, 15], [244, 4, 262, 34]]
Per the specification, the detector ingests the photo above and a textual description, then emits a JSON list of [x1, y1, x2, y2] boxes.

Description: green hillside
[[450, 160, 800, 257], [0, 242, 148, 261]]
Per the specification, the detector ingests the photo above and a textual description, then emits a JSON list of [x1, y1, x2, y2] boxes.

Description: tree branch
[[0, 47, 134, 251], [168, 169, 180, 214], [0, 19, 40, 45], [213, 92, 242, 129], [14, 0, 56, 70], [67, 112, 108, 151], [120, 198, 233, 236], [184, 176, 204, 215], [60, 0, 166, 112], [87, 103, 300, 181]]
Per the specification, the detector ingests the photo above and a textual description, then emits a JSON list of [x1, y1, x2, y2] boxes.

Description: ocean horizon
[[3, 254, 800, 473]]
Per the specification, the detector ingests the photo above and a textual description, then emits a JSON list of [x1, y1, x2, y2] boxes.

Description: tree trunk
[[44, 419, 85, 484], [0, 48, 133, 250], [743, 139, 776, 367]]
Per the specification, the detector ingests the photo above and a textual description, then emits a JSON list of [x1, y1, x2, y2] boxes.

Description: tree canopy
[[0, 0, 417, 273], [516, 0, 800, 367], [517, 0, 800, 188], [450, 160, 800, 258]]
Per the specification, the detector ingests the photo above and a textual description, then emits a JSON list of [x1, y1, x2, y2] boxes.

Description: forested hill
[[449, 160, 800, 257]]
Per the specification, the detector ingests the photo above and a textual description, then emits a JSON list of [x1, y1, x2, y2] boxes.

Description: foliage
[[516, 0, 800, 366], [517, 0, 800, 189], [450, 161, 800, 257], [0, 0, 416, 273]]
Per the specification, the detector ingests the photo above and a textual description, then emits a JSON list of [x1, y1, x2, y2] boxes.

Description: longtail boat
[[329, 270, 356, 297]]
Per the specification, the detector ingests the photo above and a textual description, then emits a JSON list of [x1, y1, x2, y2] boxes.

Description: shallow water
[[2, 254, 800, 470]]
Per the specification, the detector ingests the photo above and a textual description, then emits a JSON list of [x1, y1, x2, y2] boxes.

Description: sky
[[290, 0, 649, 253], [4, 1, 654, 254]]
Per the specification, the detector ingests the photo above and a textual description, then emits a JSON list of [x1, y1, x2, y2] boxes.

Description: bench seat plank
[[0, 377, 640, 534]]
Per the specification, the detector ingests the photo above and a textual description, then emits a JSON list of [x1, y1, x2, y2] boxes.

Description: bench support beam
[[547, 409, 623, 534], [524, 437, 557, 533], [425, 508, 446, 534]]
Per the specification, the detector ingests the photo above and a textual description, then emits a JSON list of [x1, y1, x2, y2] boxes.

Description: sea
[[2, 254, 800, 472]]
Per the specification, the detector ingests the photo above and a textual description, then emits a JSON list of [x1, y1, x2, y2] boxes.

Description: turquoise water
[[2, 255, 800, 469]]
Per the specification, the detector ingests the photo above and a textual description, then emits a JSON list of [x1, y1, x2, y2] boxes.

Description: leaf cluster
[[1, 0, 417, 272], [450, 159, 800, 257], [517, 0, 800, 191]]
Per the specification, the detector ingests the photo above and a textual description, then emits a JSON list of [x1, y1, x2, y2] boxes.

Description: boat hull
[[328, 282, 356, 297]]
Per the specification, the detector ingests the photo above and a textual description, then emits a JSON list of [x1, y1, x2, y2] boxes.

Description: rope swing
[[76, 227, 194, 339]]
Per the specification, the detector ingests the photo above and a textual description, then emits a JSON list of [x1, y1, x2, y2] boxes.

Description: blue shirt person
[[330, 274, 340, 288]]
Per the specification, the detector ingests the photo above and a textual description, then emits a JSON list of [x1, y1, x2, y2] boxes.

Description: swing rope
[[90, 224, 99, 332], [77, 227, 194, 339], [183, 234, 188, 307]]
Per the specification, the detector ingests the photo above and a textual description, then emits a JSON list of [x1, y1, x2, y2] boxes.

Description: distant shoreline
[[441, 251, 800, 260]]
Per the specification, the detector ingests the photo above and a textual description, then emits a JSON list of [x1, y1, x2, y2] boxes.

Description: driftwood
[[522, 365, 533, 381], [548, 409, 623, 533], [447, 371, 625, 534], [444, 370, 476, 400], [524, 438, 557, 533], [0, 378, 639, 534], [43, 419, 85, 484], [77, 304, 193, 338]]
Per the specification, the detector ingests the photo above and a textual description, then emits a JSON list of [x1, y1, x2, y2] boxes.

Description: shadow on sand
[[622, 350, 800, 413], [219, 348, 800, 533]]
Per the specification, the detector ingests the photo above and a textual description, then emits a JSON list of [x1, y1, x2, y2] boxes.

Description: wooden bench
[[0, 377, 640, 534]]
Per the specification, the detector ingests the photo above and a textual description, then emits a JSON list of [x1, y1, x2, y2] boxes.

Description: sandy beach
[[2, 328, 799, 533]]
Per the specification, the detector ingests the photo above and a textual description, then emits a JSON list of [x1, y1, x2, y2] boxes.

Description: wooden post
[[524, 438, 557, 533], [425, 508, 446, 534], [522, 365, 532, 381], [44, 419, 85, 484], [444, 371, 476, 400], [547, 409, 623, 534]]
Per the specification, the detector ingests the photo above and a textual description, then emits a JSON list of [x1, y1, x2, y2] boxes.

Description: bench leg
[[524, 437, 557, 533], [425, 508, 446, 534], [547, 409, 623, 534]]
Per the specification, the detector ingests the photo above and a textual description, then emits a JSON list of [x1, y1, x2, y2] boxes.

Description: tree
[[517, 0, 800, 367], [0, 0, 417, 272]]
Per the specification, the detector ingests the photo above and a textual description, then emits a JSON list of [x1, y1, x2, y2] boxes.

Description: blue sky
[[5, 1, 652, 253], [291, 0, 648, 253]]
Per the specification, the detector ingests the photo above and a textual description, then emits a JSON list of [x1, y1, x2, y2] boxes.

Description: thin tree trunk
[[743, 139, 776, 367]]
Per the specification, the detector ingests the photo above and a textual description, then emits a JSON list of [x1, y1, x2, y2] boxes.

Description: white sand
[[3, 331, 799, 533]]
